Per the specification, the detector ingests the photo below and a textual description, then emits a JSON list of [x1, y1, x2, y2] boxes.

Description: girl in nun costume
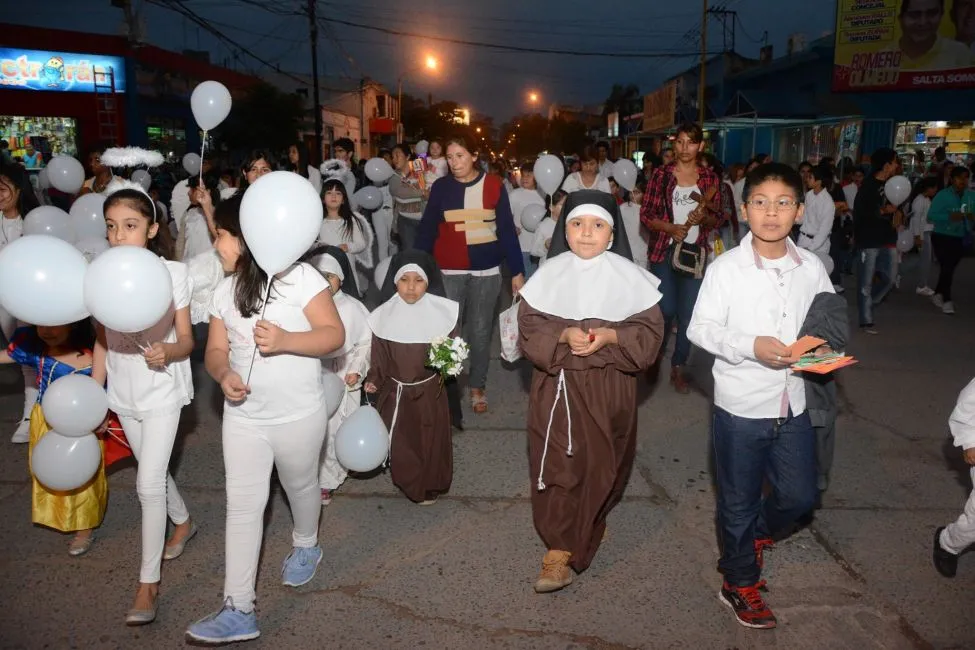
[[307, 245, 372, 504], [364, 251, 460, 505], [518, 190, 665, 593]]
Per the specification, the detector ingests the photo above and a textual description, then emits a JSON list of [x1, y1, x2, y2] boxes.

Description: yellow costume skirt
[[28, 404, 107, 532]]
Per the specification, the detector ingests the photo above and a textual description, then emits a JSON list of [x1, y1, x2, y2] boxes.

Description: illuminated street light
[[529, 91, 539, 103], [425, 54, 438, 71], [476, 127, 481, 133]]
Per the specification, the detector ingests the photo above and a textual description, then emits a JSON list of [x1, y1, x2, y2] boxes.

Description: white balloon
[[884, 175, 911, 207], [0, 236, 89, 326], [183, 152, 201, 176], [534, 154, 565, 196], [335, 405, 390, 472], [47, 156, 85, 194], [374, 256, 392, 289], [415, 140, 429, 155], [31, 432, 102, 492], [613, 159, 639, 192], [69, 193, 107, 240], [365, 157, 394, 184], [191, 80, 233, 131], [131, 169, 152, 191], [354, 186, 383, 211], [25, 206, 74, 242], [84, 246, 173, 333], [323, 372, 345, 419], [896, 229, 914, 253], [37, 166, 51, 190], [41, 375, 109, 437], [75, 236, 110, 262], [240, 171, 323, 275], [520, 203, 547, 233]]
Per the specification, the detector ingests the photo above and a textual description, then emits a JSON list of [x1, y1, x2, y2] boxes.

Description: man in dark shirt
[[853, 148, 900, 334]]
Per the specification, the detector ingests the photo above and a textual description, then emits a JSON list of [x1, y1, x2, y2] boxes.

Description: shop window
[[146, 117, 187, 161], [0, 116, 78, 165], [375, 94, 387, 118]]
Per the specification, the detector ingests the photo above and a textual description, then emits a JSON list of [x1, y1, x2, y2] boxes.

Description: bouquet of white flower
[[426, 336, 469, 380]]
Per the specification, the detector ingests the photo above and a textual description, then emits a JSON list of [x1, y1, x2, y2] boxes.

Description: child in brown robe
[[518, 190, 665, 593], [365, 251, 460, 505]]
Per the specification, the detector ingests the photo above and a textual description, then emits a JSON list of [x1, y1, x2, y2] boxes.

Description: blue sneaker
[[185, 598, 260, 644], [281, 546, 323, 587]]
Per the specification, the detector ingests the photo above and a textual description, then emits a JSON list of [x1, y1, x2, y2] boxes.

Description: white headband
[[394, 263, 428, 284], [565, 204, 614, 227], [104, 178, 158, 222], [100, 147, 165, 169], [318, 253, 344, 281]]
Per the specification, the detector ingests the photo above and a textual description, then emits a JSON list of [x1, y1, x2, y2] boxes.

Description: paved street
[[1, 258, 974, 650]]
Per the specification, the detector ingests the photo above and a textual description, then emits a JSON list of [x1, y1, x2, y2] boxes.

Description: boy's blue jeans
[[712, 407, 818, 586]]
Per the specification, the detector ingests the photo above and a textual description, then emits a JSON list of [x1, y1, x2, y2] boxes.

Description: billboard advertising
[[0, 48, 126, 93], [643, 82, 677, 133], [833, 0, 975, 91]]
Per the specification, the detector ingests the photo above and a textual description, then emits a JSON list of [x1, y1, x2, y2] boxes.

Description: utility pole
[[308, 0, 323, 166], [706, 6, 737, 53], [360, 77, 366, 159], [698, 0, 708, 127]]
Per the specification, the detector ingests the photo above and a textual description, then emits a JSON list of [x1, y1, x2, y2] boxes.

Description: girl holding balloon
[[0, 161, 41, 444], [0, 321, 118, 555], [185, 193, 345, 644], [92, 181, 197, 626], [317, 179, 374, 291]]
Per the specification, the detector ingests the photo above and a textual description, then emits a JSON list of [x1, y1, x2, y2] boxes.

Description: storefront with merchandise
[[895, 121, 975, 175], [0, 45, 128, 167]]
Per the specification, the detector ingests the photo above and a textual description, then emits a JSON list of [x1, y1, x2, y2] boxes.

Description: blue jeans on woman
[[649, 256, 702, 367], [712, 407, 817, 586]]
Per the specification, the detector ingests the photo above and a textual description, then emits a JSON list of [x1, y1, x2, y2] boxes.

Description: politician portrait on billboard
[[834, 0, 975, 90]]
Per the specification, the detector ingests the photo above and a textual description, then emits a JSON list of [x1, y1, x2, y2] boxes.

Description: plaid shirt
[[639, 162, 726, 264]]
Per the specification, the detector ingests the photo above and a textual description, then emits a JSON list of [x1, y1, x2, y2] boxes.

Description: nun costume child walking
[[364, 251, 460, 505], [307, 245, 372, 504], [518, 191, 665, 593]]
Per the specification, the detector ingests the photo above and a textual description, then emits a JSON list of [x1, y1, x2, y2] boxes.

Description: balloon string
[[199, 130, 207, 185], [244, 278, 274, 386]]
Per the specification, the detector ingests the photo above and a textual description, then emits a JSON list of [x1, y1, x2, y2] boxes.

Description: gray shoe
[[162, 522, 197, 561]]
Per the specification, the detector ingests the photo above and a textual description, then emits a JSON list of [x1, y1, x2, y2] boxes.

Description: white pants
[[941, 467, 975, 555], [319, 388, 362, 490], [1, 310, 39, 426], [372, 207, 395, 262], [118, 411, 190, 583], [223, 404, 327, 612]]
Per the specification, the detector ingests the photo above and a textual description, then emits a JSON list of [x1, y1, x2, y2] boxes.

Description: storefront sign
[[833, 0, 975, 91], [643, 82, 677, 133], [0, 48, 126, 93]]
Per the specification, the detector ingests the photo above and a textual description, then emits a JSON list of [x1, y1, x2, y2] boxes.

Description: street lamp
[[425, 54, 438, 71], [398, 53, 440, 139]]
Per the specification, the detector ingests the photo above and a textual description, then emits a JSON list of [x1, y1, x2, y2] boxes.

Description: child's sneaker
[[916, 286, 935, 297], [185, 598, 260, 644], [932, 527, 958, 578], [933, 294, 945, 308], [719, 581, 777, 629], [943, 301, 956, 315], [754, 537, 774, 570], [320, 488, 333, 505], [533, 550, 573, 593]]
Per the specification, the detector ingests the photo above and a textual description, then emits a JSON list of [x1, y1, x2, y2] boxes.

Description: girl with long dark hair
[[318, 178, 374, 290], [287, 142, 322, 194]]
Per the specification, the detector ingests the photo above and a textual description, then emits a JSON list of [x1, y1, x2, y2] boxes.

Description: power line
[[318, 16, 710, 58]]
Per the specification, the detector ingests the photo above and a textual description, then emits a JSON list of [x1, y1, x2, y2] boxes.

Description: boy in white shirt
[[687, 163, 834, 630], [933, 377, 975, 578]]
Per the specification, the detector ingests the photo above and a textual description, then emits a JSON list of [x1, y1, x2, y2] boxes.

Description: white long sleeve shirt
[[799, 188, 835, 256], [530, 217, 557, 260], [561, 172, 611, 194], [950, 378, 975, 450], [687, 233, 835, 419], [910, 194, 933, 236]]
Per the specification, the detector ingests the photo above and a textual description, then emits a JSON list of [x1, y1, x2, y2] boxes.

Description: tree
[[602, 83, 642, 119], [218, 82, 305, 155]]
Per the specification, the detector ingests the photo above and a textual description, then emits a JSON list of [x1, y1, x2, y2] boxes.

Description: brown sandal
[[470, 389, 488, 414]]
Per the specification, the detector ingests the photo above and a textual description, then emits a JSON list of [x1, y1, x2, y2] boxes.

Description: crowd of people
[[0, 122, 974, 642]]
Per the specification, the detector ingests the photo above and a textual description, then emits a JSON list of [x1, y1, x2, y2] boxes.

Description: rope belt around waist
[[387, 373, 438, 464], [537, 368, 573, 491]]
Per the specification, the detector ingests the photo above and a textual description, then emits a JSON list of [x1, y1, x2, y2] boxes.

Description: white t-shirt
[[911, 194, 933, 236], [509, 187, 546, 252], [620, 202, 649, 266], [180, 208, 213, 261], [105, 259, 195, 417], [561, 172, 611, 194], [672, 184, 701, 244], [323, 290, 371, 379], [599, 160, 615, 180], [210, 263, 329, 424], [531, 217, 558, 260], [0, 214, 23, 250]]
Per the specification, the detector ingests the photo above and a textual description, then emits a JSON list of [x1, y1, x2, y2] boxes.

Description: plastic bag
[[499, 298, 521, 363]]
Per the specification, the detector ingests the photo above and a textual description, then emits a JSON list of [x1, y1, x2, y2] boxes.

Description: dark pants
[[712, 407, 817, 586], [931, 233, 964, 302], [649, 256, 702, 367]]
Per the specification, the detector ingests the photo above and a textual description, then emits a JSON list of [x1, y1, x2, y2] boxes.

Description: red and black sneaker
[[754, 537, 774, 570], [719, 581, 777, 629]]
